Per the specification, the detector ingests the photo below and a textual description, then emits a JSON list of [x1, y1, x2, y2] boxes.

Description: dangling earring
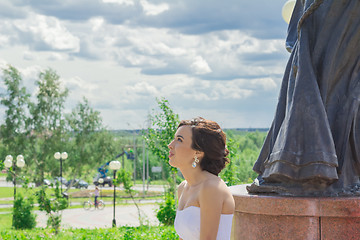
[[192, 156, 199, 168]]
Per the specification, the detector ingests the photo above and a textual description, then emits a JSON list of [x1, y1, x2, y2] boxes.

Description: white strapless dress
[[174, 206, 233, 240]]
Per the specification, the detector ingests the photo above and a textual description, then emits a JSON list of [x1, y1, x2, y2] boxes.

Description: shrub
[[12, 194, 36, 229], [36, 182, 68, 234], [156, 191, 176, 226]]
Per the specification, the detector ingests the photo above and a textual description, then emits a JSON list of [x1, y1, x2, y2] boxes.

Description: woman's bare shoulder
[[202, 174, 228, 189], [199, 175, 227, 196], [200, 175, 235, 213]]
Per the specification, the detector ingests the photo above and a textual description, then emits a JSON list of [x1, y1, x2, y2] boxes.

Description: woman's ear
[[196, 151, 204, 160]]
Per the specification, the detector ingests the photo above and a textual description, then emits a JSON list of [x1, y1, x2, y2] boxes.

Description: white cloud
[[47, 53, 65, 61], [89, 17, 105, 32], [102, 0, 135, 6], [123, 81, 159, 101], [0, 0, 290, 129], [251, 78, 277, 90], [190, 56, 212, 75], [23, 51, 37, 61], [14, 14, 80, 52], [140, 0, 169, 16]]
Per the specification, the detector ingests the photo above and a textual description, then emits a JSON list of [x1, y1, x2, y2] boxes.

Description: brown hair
[[178, 117, 229, 175]]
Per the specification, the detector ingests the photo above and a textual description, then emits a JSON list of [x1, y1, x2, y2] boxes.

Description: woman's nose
[[168, 140, 174, 149]]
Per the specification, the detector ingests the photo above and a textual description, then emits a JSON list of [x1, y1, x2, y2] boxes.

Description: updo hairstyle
[[178, 117, 230, 175]]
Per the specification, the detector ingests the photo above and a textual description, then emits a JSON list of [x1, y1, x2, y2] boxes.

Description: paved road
[[36, 204, 160, 228], [0, 176, 166, 192], [1, 176, 163, 228]]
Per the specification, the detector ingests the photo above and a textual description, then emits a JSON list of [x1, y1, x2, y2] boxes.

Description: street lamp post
[[4, 155, 26, 200], [54, 152, 68, 195], [109, 160, 121, 227]]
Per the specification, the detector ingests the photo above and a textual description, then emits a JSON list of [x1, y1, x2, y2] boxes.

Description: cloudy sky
[[0, 0, 292, 130]]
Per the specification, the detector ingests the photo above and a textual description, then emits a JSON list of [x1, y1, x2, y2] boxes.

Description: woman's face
[[168, 125, 196, 169]]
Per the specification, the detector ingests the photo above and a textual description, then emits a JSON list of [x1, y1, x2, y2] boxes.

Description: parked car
[[93, 175, 112, 187], [77, 180, 89, 189], [53, 177, 67, 185], [43, 179, 52, 186], [66, 179, 88, 189]]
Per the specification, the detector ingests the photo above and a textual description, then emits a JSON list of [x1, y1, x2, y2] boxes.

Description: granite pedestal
[[230, 184, 360, 240]]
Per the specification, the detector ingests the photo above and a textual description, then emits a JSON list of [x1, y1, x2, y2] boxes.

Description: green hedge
[[0, 226, 178, 240]]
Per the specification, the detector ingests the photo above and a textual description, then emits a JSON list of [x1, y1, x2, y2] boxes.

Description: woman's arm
[[199, 180, 224, 240], [177, 181, 186, 240]]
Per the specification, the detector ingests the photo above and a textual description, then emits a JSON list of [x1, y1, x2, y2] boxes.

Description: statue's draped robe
[[252, 0, 360, 195]]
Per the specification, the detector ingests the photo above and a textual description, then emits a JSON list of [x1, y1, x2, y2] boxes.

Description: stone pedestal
[[230, 184, 360, 240]]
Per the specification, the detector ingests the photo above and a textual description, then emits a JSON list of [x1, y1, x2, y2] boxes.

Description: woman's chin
[[169, 160, 176, 168]]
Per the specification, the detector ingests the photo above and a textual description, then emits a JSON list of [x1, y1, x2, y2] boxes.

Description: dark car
[[77, 180, 89, 189], [53, 177, 67, 185], [66, 179, 88, 189], [65, 178, 79, 188], [93, 175, 113, 187]]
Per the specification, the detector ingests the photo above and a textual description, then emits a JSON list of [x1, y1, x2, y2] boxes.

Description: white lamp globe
[[16, 157, 25, 168], [282, 0, 296, 24], [61, 152, 68, 159], [98, 178, 104, 184], [109, 160, 121, 170], [5, 155, 13, 162], [54, 152, 61, 159], [4, 158, 12, 168]]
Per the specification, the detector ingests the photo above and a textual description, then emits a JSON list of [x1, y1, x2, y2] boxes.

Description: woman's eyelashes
[[177, 137, 183, 142]]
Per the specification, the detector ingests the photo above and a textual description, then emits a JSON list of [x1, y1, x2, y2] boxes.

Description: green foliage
[[0, 65, 30, 180], [144, 98, 179, 225], [156, 175, 176, 226], [220, 138, 240, 186], [144, 97, 179, 177], [28, 68, 69, 185], [116, 168, 133, 191], [0, 65, 115, 186], [224, 130, 267, 183], [0, 65, 30, 141], [237, 131, 266, 152], [36, 183, 68, 233], [66, 97, 109, 180], [156, 191, 177, 226], [12, 194, 36, 229], [117, 168, 146, 225], [0, 226, 178, 239]]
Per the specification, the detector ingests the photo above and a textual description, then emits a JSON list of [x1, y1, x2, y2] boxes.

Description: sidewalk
[[36, 204, 160, 228]]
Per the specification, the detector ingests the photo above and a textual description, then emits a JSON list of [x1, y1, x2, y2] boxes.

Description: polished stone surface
[[230, 184, 360, 240]]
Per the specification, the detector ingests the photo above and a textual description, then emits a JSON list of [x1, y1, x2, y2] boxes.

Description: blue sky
[[0, 0, 291, 130]]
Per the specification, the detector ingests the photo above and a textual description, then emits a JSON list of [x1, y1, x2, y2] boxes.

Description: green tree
[[144, 98, 179, 180], [28, 68, 69, 185], [36, 182, 68, 234], [117, 168, 145, 225], [220, 138, 240, 186], [0, 65, 30, 164], [66, 97, 105, 182], [144, 98, 179, 225]]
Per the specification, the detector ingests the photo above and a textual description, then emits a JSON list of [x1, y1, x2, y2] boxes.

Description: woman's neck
[[181, 168, 209, 186]]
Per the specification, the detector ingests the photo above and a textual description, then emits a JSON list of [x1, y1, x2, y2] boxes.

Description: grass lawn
[[0, 213, 11, 229], [134, 179, 168, 185]]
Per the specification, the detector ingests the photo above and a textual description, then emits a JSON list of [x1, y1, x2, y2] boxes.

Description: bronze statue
[[247, 0, 360, 196]]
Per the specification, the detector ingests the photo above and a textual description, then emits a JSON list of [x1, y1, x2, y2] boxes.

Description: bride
[[168, 117, 235, 240]]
